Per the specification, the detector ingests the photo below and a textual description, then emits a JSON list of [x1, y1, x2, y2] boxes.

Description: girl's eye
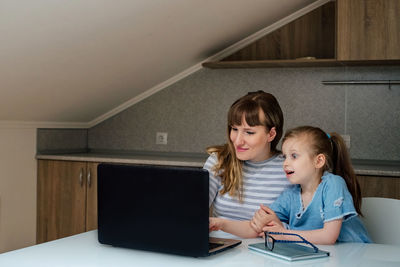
[[246, 131, 255, 135], [291, 153, 297, 159], [280, 154, 286, 160], [231, 127, 238, 132]]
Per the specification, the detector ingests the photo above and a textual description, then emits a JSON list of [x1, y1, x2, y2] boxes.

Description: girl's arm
[[263, 219, 342, 245], [209, 217, 259, 238]]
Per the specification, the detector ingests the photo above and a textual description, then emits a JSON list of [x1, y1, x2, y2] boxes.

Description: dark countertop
[[36, 151, 400, 177], [350, 159, 400, 177], [36, 150, 209, 168]]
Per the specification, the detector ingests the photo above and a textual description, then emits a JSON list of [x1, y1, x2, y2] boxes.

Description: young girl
[[205, 91, 291, 221], [209, 126, 372, 244]]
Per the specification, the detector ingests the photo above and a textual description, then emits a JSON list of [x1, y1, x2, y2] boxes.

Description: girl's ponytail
[[330, 133, 362, 216]]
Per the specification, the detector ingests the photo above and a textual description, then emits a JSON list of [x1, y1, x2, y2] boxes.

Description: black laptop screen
[[97, 163, 210, 257]]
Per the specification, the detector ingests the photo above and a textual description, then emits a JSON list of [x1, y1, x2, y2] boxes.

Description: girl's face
[[281, 136, 322, 185], [230, 114, 275, 162]]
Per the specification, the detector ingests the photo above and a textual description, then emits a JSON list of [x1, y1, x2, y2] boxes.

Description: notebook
[[248, 242, 330, 261], [97, 163, 241, 257]]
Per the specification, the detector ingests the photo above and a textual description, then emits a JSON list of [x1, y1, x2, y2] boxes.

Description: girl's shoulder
[[271, 184, 300, 208], [321, 172, 348, 190], [279, 184, 300, 197]]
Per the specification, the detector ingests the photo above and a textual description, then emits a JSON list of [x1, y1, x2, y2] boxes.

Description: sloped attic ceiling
[[0, 0, 322, 126]]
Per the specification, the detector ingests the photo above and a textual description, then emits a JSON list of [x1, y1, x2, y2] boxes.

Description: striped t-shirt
[[204, 153, 291, 221]]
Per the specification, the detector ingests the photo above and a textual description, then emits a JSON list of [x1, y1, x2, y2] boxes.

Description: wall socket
[[156, 132, 168, 145], [341, 134, 350, 149]]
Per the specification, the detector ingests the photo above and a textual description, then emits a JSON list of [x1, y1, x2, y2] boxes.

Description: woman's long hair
[[207, 91, 284, 200]]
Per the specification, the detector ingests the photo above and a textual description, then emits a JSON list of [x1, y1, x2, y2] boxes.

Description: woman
[[204, 90, 291, 222]]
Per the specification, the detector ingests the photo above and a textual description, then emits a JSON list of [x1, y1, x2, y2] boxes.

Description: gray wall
[[88, 66, 400, 161], [37, 128, 88, 154]]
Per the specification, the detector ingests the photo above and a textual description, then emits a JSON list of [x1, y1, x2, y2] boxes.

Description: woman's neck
[[249, 151, 274, 163]]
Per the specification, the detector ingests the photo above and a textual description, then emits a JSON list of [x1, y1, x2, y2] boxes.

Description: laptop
[[97, 163, 241, 257]]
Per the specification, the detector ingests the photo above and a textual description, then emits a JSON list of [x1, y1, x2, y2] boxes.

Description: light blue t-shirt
[[270, 172, 372, 243]]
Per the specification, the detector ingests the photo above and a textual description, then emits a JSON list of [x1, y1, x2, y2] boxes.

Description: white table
[[1, 231, 399, 267]]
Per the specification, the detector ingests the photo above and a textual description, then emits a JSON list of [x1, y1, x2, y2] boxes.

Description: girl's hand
[[262, 220, 286, 233], [250, 204, 281, 233], [209, 217, 223, 232]]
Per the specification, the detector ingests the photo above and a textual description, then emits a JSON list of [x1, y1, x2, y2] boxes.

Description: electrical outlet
[[156, 132, 168, 145], [341, 134, 350, 149]]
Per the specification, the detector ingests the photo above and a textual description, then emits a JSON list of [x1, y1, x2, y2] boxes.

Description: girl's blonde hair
[[207, 91, 284, 199], [282, 126, 362, 215]]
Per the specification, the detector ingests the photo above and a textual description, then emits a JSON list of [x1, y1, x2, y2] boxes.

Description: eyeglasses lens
[[265, 235, 274, 250]]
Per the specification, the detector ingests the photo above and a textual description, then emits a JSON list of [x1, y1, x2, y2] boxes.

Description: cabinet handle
[[87, 169, 91, 187], [79, 168, 84, 187]]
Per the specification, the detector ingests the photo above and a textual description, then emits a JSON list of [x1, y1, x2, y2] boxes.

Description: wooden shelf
[[202, 59, 400, 69]]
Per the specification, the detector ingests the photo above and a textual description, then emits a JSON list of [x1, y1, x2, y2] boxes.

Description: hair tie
[[326, 133, 331, 139]]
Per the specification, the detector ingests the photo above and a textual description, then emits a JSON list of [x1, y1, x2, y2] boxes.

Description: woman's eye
[[231, 127, 238, 132], [246, 131, 255, 135]]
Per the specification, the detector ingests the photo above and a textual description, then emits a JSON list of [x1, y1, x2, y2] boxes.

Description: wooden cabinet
[[85, 161, 98, 231], [222, 2, 336, 62], [337, 0, 400, 60], [37, 160, 98, 244], [203, 0, 400, 68], [357, 175, 400, 200]]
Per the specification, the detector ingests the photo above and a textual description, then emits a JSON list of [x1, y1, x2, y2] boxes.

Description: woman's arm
[[263, 219, 342, 245], [209, 217, 259, 238]]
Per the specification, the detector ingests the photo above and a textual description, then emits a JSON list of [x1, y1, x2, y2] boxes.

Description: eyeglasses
[[264, 231, 319, 253]]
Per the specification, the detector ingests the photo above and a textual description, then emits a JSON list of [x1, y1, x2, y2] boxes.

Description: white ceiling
[[0, 0, 322, 127]]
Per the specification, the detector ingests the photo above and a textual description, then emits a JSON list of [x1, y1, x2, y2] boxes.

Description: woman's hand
[[250, 204, 281, 234], [209, 217, 259, 238], [209, 217, 224, 232]]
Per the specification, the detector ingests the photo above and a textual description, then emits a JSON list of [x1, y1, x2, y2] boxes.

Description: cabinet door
[[37, 160, 87, 243], [337, 0, 400, 60], [357, 175, 400, 200], [86, 162, 98, 231], [222, 2, 335, 61]]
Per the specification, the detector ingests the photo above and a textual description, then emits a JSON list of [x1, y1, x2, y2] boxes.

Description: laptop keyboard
[[209, 242, 224, 250]]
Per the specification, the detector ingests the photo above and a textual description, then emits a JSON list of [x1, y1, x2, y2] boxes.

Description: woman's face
[[229, 114, 275, 162]]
